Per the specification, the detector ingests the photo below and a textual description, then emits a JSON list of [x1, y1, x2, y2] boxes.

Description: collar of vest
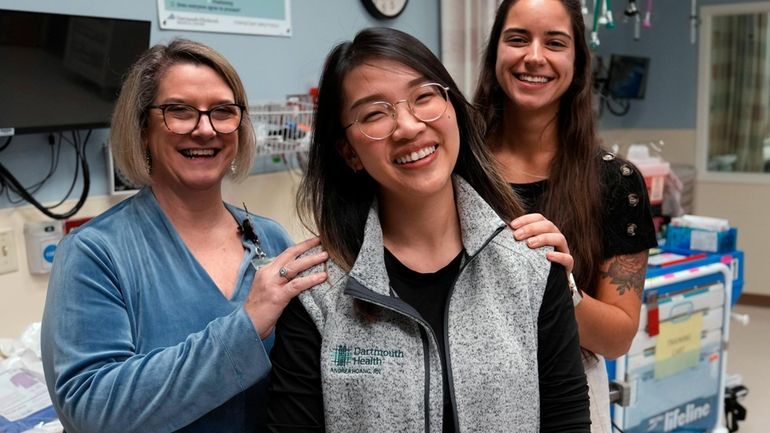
[[347, 175, 507, 296]]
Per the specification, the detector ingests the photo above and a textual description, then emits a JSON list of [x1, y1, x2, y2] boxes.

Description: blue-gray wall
[[2, 0, 760, 211], [595, 0, 768, 129], [0, 0, 439, 210]]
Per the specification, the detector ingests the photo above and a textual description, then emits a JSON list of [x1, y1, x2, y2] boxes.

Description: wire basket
[[249, 101, 314, 156]]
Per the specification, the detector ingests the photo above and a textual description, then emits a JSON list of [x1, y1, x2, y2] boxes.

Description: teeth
[[181, 149, 216, 157], [396, 145, 437, 164], [518, 74, 550, 83]]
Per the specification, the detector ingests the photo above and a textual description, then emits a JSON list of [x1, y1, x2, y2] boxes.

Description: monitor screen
[[607, 55, 650, 100], [0, 9, 151, 134]]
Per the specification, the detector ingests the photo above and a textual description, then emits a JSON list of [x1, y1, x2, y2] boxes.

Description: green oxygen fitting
[[605, 0, 616, 29], [591, 0, 602, 49]]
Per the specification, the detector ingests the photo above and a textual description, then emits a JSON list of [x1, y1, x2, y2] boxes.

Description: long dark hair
[[299, 27, 523, 270], [474, 0, 603, 295]]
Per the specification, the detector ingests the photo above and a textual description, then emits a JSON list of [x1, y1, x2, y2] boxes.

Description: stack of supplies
[[666, 215, 737, 253]]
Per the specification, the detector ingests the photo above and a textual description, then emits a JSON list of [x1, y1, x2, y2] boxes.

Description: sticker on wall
[[157, 0, 292, 37]]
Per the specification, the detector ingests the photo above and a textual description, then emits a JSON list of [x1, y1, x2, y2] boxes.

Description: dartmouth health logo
[[329, 344, 404, 375], [331, 344, 353, 367]]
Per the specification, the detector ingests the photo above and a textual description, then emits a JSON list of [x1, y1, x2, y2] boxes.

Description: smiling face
[[339, 59, 460, 206], [495, 0, 575, 117], [144, 62, 238, 194]]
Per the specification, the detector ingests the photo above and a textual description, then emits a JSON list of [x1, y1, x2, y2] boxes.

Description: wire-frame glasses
[[343, 83, 450, 140]]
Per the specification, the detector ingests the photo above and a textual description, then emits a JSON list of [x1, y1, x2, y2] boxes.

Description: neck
[[493, 104, 559, 183], [501, 102, 560, 152], [151, 182, 231, 234], [378, 184, 463, 273]]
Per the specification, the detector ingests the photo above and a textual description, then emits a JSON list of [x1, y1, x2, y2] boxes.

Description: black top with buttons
[[512, 152, 658, 260]]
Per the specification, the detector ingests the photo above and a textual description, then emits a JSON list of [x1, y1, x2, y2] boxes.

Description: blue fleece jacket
[[41, 187, 292, 433]]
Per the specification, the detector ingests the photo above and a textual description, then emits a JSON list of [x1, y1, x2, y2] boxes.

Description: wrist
[[243, 305, 269, 339]]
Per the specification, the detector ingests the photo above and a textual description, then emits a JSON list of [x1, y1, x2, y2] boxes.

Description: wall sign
[[158, 0, 291, 36]]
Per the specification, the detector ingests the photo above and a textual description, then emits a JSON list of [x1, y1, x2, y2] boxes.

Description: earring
[[349, 155, 363, 172], [144, 150, 152, 174], [230, 159, 237, 176]]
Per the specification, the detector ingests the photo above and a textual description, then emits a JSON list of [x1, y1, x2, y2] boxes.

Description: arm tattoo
[[599, 253, 647, 299]]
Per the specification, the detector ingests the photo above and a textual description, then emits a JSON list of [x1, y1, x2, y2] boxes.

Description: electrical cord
[[596, 81, 631, 116], [604, 91, 631, 116], [592, 57, 632, 117], [0, 136, 11, 152], [5, 134, 58, 203], [0, 130, 91, 219], [0, 136, 14, 198], [6, 134, 62, 204], [43, 131, 85, 209]]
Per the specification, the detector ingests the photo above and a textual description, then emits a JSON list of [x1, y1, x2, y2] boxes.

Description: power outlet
[[0, 228, 19, 274]]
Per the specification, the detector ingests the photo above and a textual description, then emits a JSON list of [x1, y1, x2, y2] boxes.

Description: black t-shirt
[[266, 249, 590, 432], [512, 153, 658, 259]]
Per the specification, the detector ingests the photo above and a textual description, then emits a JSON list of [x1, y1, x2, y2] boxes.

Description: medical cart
[[608, 250, 744, 433]]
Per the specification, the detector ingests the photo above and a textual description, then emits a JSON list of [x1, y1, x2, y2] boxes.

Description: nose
[[390, 100, 425, 141], [524, 42, 546, 66], [191, 112, 217, 137]]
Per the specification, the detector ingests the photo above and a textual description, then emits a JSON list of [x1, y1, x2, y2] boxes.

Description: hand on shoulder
[[510, 213, 574, 275], [244, 237, 328, 339]]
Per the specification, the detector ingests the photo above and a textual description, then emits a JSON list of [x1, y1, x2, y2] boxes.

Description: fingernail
[[514, 229, 523, 238]]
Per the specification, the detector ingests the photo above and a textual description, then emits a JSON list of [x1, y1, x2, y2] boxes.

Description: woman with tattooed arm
[[473, 1, 657, 432]]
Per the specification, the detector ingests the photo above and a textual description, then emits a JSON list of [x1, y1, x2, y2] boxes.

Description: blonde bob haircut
[[110, 38, 255, 186]]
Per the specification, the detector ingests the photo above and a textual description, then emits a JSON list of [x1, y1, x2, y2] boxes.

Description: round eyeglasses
[[343, 83, 450, 140], [148, 103, 245, 135]]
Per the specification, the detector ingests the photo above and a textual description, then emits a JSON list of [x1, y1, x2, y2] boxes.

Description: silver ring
[[279, 266, 290, 280]]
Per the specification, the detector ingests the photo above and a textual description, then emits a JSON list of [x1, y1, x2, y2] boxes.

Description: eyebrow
[[159, 97, 236, 106], [502, 27, 573, 40], [348, 76, 431, 112]]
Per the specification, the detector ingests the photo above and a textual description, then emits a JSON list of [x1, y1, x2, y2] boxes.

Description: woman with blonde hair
[[41, 39, 327, 433]]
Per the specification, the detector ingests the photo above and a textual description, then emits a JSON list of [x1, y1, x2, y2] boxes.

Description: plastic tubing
[[591, 0, 602, 48], [643, 0, 652, 28]]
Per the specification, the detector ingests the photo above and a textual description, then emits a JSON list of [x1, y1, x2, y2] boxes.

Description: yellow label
[[654, 310, 703, 379]]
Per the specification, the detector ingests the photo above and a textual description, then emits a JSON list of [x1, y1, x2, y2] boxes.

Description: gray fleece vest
[[299, 176, 550, 432]]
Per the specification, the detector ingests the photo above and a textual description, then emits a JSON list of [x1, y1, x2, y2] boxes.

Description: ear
[[336, 139, 364, 172]]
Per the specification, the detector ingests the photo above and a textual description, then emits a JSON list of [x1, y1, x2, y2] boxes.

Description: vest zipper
[[419, 326, 432, 433], [344, 222, 506, 432], [443, 224, 507, 432], [345, 282, 440, 433]]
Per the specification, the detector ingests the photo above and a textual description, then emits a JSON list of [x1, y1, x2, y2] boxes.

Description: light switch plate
[[0, 228, 19, 274]]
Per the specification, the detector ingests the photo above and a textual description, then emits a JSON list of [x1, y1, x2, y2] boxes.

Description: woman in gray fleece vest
[[266, 27, 590, 433]]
